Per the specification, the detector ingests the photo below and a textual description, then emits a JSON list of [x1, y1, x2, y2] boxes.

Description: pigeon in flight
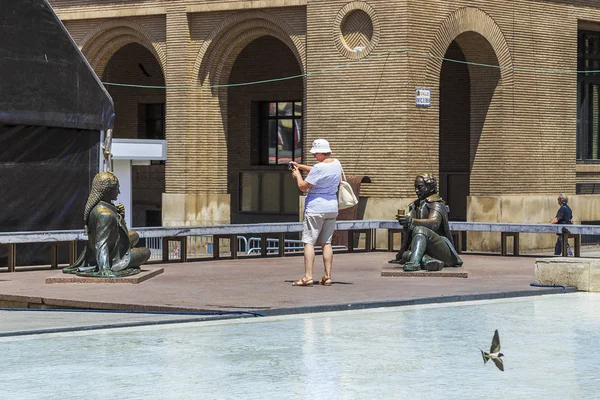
[[480, 329, 504, 371]]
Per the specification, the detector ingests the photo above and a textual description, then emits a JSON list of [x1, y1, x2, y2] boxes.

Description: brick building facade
[[49, 0, 600, 251]]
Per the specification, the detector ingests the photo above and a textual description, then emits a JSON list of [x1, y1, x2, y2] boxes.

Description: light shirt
[[305, 159, 342, 213]]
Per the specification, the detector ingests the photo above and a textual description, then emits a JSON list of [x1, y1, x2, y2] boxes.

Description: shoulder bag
[[338, 163, 358, 210]]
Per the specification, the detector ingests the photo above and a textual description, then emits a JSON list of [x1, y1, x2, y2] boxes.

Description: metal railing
[[144, 235, 250, 261], [246, 237, 346, 255], [6, 220, 600, 271], [151, 235, 347, 258]]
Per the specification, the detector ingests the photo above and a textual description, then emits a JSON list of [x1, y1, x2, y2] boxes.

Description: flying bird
[[480, 329, 504, 371]]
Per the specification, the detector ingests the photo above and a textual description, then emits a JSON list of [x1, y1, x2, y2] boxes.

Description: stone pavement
[[0, 252, 565, 313]]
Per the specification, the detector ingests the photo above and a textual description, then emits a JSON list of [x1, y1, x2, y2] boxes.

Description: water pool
[[1, 293, 598, 399]]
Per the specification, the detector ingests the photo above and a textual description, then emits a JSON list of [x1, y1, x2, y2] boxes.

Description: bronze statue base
[[381, 265, 469, 278], [76, 267, 142, 278], [381, 268, 468, 278], [47, 267, 163, 284], [389, 252, 445, 272]]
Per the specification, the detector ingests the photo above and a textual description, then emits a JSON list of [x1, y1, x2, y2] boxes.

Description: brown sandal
[[320, 276, 332, 286], [292, 277, 313, 287]]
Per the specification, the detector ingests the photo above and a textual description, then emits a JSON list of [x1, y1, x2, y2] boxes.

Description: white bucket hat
[[310, 139, 332, 154]]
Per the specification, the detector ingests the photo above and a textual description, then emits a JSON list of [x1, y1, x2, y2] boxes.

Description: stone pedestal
[[381, 266, 468, 278], [46, 267, 164, 284], [535, 257, 600, 292]]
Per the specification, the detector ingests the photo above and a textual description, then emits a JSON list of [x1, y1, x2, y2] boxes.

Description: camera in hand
[[288, 162, 295, 170]]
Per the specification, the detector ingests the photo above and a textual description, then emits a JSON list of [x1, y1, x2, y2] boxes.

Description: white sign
[[415, 88, 431, 107]]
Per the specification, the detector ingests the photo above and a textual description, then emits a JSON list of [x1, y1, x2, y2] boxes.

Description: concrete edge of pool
[[0, 286, 575, 337]]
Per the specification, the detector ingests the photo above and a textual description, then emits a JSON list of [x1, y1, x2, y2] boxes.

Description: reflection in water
[[302, 317, 340, 400], [0, 294, 599, 399]]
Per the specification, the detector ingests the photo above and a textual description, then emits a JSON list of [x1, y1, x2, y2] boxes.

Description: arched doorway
[[101, 43, 166, 227], [189, 11, 306, 227], [439, 32, 501, 222], [226, 36, 304, 224]]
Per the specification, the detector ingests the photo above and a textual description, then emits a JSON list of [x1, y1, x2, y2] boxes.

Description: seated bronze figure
[[391, 173, 462, 272], [64, 171, 150, 277]]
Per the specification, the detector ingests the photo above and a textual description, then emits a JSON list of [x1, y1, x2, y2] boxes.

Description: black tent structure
[[0, 0, 114, 264]]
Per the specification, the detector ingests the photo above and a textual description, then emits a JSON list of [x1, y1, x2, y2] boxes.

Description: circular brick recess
[[334, 2, 380, 60]]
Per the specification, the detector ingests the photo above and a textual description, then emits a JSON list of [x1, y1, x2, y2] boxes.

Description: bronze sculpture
[[391, 174, 462, 271], [63, 171, 150, 277]]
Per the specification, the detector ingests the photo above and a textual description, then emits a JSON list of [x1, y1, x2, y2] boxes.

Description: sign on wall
[[415, 88, 431, 107]]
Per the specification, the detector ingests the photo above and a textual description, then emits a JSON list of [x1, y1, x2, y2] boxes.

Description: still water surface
[[1, 293, 598, 400]]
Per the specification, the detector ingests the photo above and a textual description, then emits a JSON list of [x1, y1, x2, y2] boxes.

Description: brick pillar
[[165, 6, 191, 195], [162, 5, 230, 226]]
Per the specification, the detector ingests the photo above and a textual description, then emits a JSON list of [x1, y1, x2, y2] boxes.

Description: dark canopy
[[0, 0, 114, 131], [0, 0, 111, 267]]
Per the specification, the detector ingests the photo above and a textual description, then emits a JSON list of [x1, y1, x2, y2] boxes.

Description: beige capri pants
[[302, 212, 339, 245]]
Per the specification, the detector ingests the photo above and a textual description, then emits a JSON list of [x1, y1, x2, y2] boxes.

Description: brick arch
[[425, 7, 513, 86], [190, 11, 306, 196], [80, 20, 166, 79], [193, 10, 306, 88]]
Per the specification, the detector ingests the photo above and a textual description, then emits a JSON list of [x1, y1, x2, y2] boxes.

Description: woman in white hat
[[290, 139, 342, 286]]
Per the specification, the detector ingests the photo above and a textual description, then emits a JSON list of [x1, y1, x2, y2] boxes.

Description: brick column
[[162, 5, 230, 226], [165, 6, 191, 195]]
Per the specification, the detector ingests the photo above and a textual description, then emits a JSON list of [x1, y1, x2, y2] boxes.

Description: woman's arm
[[290, 161, 312, 173], [291, 167, 313, 192]]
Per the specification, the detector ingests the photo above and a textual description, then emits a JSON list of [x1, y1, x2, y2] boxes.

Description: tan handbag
[[338, 164, 358, 210]]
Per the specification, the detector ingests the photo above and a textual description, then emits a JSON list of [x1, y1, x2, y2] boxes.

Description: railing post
[[260, 233, 268, 257], [7, 243, 16, 272], [230, 234, 238, 259], [277, 233, 285, 257], [50, 241, 80, 268], [162, 237, 169, 262], [180, 238, 188, 262], [562, 231, 569, 257], [213, 236, 221, 260], [365, 229, 373, 252], [50, 243, 59, 269], [451, 232, 463, 254], [501, 233, 507, 256], [69, 240, 77, 264]]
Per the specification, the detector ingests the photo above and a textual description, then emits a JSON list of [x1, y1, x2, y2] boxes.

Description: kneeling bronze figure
[[64, 171, 151, 277], [391, 173, 462, 272]]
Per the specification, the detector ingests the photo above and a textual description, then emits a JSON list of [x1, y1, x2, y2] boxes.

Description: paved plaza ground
[[0, 251, 573, 335]]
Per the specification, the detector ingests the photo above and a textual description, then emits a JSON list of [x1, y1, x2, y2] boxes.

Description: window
[[578, 31, 600, 161], [239, 101, 303, 214], [138, 103, 165, 140], [239, 171, 300, 214], [259, 101, 302, 165]]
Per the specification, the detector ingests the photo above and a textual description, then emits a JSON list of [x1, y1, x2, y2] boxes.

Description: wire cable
[[100, 48, 600, 91]]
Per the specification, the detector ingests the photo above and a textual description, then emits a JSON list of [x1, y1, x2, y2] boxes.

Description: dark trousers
[[554, 235, 572, 256]]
